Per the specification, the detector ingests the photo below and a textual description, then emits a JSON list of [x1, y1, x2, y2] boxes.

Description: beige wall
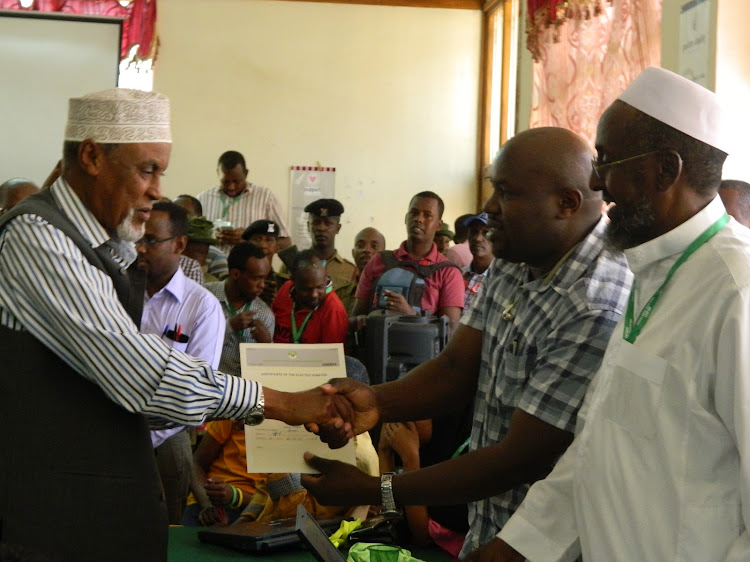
[[154, 0, 482, 254], [662, 0, 750, 181]]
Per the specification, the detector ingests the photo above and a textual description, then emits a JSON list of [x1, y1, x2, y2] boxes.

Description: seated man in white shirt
[[136, 201, 225, 524]]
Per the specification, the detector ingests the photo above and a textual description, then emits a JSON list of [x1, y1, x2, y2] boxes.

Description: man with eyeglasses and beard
[[488, 67, 750, 562]]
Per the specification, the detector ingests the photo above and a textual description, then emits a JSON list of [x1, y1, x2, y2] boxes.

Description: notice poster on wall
[[679, 0, 713, 88], [289, 166, 336, 248]]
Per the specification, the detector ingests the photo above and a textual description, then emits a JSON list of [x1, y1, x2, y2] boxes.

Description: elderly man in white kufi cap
[[467, 67, 750, 562], [0, 89, 355, 560]]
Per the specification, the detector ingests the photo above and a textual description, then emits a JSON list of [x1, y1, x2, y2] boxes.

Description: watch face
[[244, 408, 264, 426]]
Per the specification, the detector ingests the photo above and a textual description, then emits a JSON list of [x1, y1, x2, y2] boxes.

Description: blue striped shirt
[[0, 178, 259, 426]]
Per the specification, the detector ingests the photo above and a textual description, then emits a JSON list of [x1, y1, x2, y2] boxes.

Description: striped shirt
[[458, 217, 632, 557], [0, 178, 260, 426], [206, 280, 275, 377], [197, 184, 290, 254], [206, 246, 229, 280]]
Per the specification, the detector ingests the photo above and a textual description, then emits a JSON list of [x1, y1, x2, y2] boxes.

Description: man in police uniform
[[278, 199, 356, 301]]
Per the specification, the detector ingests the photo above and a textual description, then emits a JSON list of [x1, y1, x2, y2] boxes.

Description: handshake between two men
[[267, 376, 404, 508]]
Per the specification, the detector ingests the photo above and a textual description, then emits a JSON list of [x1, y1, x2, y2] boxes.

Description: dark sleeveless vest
[[0, 189, 167, 561]]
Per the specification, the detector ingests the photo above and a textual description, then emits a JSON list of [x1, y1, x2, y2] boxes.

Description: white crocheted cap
[[618, 67, 730, 154], [65, 88, 171, 143]]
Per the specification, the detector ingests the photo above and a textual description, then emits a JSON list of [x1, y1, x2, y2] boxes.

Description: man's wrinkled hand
[[464, 537, 525, 562], [301, 452, 377, 506]]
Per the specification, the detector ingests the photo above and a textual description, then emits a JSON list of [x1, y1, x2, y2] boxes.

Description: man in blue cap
[[461, 212, 492, 313]]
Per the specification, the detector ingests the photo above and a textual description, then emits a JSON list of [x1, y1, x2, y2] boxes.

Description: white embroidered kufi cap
[[65, 88, 171, 143], [617, 67, 730, 154]]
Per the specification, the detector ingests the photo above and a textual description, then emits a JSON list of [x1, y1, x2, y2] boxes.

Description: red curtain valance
[[527, 0, 608, 62], [0, 0, 157, 60]]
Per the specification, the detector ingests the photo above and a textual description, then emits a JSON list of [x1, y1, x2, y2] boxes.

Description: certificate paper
[[240, 343, 356, 473]]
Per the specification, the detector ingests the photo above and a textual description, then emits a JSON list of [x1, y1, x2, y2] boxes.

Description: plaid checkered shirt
[[458, 217, 633, 556], [206, 281, 275, 377]]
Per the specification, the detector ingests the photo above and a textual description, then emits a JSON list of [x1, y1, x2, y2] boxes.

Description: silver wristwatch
[[244, 387, 265, 426], [380, 472, 401, 516]]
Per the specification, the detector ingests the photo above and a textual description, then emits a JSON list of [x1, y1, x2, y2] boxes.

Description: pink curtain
[[527, 0, 661, 146], [0, 0, 157, 60]]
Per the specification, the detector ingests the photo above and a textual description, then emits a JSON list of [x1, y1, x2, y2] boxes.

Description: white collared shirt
[[501, 196, 750, 561]]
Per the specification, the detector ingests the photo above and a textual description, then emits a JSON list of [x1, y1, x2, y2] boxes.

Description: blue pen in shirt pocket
[[162, 324, 190, 344]]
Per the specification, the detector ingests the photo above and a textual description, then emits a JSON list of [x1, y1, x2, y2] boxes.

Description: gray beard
[[115, 208, 145, 242], [605, 197, 657, 251]]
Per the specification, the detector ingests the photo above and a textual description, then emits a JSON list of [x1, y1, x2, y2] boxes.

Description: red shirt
[[354, 241, 465, 315], [271, 280, 349, 344]]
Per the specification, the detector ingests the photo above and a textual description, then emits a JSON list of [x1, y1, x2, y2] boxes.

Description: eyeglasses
[[135, 236, 176, 248], [591, 150, 662, 179]]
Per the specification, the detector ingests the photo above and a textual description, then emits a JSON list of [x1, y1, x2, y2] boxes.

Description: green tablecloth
[[168, 526, 453, 561]]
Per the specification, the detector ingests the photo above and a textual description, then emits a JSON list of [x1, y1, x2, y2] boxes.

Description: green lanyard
[[291, 303, 315, 344], [623, 213, 728, 343], [451, 437, 470, 459], [226, 300, 253, 339], [220, 193, 242, 219]]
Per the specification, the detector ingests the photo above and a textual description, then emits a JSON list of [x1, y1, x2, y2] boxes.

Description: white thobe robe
[[501, 196, 750, 561]]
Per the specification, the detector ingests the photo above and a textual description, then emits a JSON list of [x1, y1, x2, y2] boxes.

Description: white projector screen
[[0, 11, 122, 186]]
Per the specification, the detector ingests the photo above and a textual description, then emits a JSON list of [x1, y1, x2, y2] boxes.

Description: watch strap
[[380, 472, 400, 516]]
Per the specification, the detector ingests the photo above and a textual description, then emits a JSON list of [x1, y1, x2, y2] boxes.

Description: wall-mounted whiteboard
[[0, 11, 122, 185]]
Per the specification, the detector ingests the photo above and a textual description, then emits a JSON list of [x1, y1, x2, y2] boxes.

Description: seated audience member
[[174, 194, 229, 280], [434, 226, 455, 256], [179, 253, 205, 286], [719, 179, 750, 228], [272, 250, 348, 344], [184, 217, 225, 283], [445, 213, 474, 268], [235, 356, 379, 524], [338, 227, 386, 314], [277, 199, 357, 300], [0, 178, 39, 215], [136, 202, 224, 524], [461, 213, 493, 313], [378, 416, 471, 560], [242, 219, 282, 305], [352, 191, 464, 328], [183, 419, 265, 525], [173, 194, 202, 217], [206, 242, 274, 377], [197, 150, 290, 253]]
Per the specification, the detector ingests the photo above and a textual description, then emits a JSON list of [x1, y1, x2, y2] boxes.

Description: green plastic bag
[[347, 541, 425, 562]]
